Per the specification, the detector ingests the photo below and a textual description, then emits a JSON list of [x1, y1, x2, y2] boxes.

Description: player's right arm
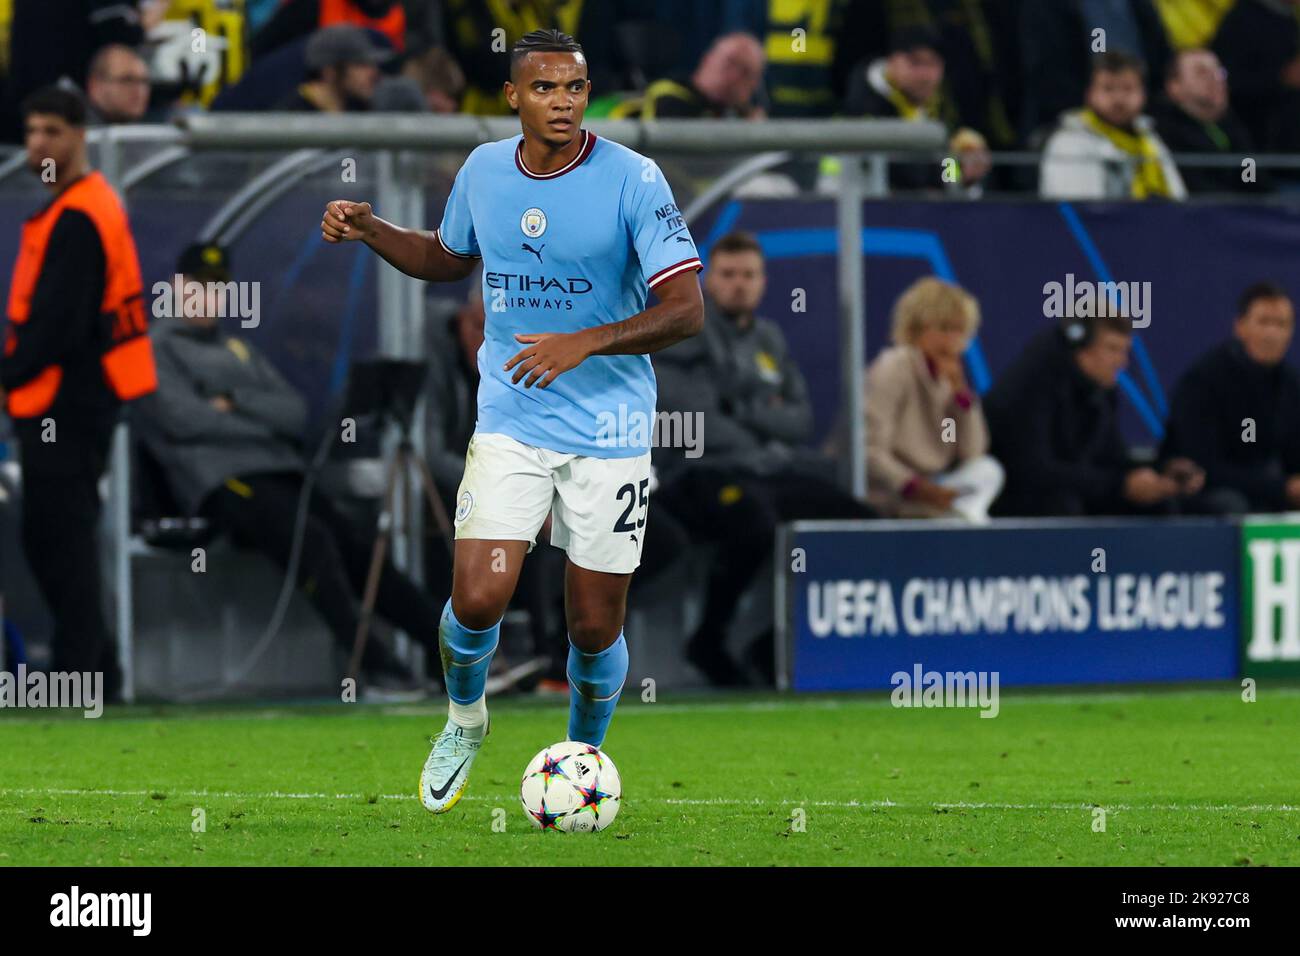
[[320, 200, 477, 282]]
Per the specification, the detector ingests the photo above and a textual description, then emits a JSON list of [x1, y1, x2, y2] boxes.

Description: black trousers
[[993, 485, 1179, 518], [18, 422, 117, 683], [201, 472, 443, 665], [656, 467, 875, 645]]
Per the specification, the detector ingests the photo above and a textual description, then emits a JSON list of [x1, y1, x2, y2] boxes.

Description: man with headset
[[984, 314, 1200, 516]]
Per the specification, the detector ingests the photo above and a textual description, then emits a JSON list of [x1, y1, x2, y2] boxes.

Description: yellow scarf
[[0, 0, 10, 75], [1079, 109, 1172, 199], [883, 79, 940, 122]]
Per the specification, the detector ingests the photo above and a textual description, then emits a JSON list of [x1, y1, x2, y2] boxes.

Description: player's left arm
[[585, 273, 705, 355], [504, 274, 703, 389]]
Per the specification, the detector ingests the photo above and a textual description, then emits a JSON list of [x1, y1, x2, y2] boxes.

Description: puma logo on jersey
[[522, 242, 545, 264]]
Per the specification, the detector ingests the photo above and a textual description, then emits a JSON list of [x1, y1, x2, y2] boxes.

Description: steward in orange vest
[[0, 86, 155, 697], [4, 168, 157, 419], [319, 0, 405, 52], [252, 0, 405, 59]]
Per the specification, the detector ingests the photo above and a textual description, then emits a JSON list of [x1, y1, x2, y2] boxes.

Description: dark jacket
[[438, 0, 625, 115], [135, 318, 307, 515], [1212, 0, 1300, 151], [762, 0, 852, 118], [984, 326, 1132, 515], [273, 85, 329, 112], [4, 0, 142, 142], [1149, 96, 1265, 194], [421, 298, 479, 491], [843, 57, 958, 192], [847, 0, 1021, 148], [653, 298, 814, 479], [1161, 339, 1300, 511], [1, 205, 118, 462], [642, 76, 736, 119]]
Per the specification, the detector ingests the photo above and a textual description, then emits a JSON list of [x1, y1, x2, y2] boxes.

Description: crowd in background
[[4, 1, 1300, 195], [652, 244, 1300, 681], [5, 2, 1300, 695]]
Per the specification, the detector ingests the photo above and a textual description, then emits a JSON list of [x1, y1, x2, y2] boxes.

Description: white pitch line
[[0, 700, 837, 725], [1, 787, 1297, 813], [4, 684, 1297, 726]]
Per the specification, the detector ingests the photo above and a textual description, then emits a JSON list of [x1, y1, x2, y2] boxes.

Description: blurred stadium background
[[1, 0, 1299, 704]]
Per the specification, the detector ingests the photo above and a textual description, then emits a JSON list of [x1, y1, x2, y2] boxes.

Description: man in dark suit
[[1161, 282, 1300, 513], [1150, 48, 1263, 194], [985, 316, 1195, 516]]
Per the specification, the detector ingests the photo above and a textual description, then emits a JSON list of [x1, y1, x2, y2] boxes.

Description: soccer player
[[320, 29, 703, 813]]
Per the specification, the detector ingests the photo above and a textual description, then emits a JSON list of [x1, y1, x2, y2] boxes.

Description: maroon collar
[[515, 129, 597, 180]]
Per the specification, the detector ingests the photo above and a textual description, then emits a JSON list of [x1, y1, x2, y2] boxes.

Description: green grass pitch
[[2, 685, 1298, 866]]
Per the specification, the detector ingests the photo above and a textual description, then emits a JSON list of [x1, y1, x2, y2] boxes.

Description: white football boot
[[419, 717, 488, 813]]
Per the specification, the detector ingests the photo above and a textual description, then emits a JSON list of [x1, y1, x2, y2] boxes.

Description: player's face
[[1087, 69, 1145, 127], [705, 250, 766, 316], [24, 113, 82, 178], [506, 52, 589, 147], [1075, 329, 1131, 387], [1235, 296, 1294, 366]]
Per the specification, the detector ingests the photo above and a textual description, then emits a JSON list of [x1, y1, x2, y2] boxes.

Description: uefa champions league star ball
[[521, 741, 622, 832]]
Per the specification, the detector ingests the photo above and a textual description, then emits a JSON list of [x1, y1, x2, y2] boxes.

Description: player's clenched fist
[[321, 200, 375, 243]]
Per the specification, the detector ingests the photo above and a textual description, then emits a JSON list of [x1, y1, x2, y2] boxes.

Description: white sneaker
[[419, 717, 487, 813]]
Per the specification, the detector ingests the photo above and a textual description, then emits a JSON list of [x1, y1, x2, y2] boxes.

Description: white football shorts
[[452, 431, 651, 574]]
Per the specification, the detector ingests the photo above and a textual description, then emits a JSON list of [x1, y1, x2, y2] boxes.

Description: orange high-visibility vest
[[319, 0, 406, 52], [4, 170, 157, 418]]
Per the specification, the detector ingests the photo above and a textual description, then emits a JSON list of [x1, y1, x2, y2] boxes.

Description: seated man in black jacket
[[655, 232, 874, 684], [136, 243, 443, 691], [842, 26, 991, 193], [1150, 48, 1265, 194], [1161, 282, 1300, 513], [986, 315, 1199, 516]]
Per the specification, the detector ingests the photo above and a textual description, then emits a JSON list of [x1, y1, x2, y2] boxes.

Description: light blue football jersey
[[436, 129, 702, 458]]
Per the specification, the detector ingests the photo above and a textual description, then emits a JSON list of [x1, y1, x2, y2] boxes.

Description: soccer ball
[[520, 741, 622, 832]]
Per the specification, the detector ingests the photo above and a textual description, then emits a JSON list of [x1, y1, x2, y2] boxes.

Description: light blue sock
[[567, 632, 629, 747], [439, 599, 500, 706]]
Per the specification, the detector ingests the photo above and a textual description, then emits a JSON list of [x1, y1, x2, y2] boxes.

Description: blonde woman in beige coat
[[865, 277, 1003, 522]]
